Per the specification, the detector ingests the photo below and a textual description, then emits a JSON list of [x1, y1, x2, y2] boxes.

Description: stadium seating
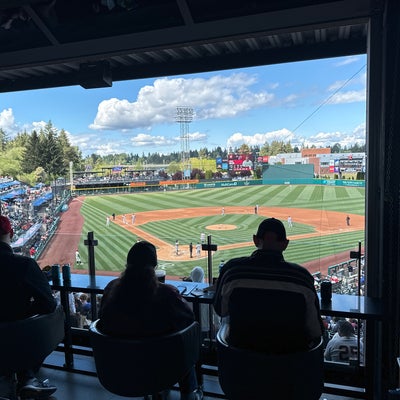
[[0, 305, 65, 397], [89, 320, 200, 398]]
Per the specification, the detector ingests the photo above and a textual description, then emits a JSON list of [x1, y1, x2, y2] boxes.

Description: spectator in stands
[[190, 266, 205, 283], [214, 217, 324, 351], [0, 215, 57, 399], [182, 266, 204, 282], [29, 246, 36, 258], [324, 320, 364, 364], [186, 266, 220, 341], [78, 293, 91, 317], [98, 241, 203, 400]]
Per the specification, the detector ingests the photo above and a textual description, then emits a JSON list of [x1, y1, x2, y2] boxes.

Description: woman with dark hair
[[98, 241, 202, 400]]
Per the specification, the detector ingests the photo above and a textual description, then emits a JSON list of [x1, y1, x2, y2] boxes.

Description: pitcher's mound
[[206, 224, 236, 231]]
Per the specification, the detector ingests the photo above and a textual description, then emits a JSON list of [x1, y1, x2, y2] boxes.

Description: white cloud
[[268, 82, 279, 90], [69, 132, 129, 156], [0, 109, 55, 138], [69, 130, 209, 156], [334, 56, 361, 67], [129, 131, 207, 149], [227, 128, 295, 149], [301, 122, 366, 148], [89, 74, 275, 131], [226, 122, 366, 151], [279, 94, 299, 107], [327, 64, 366, 104], [131, 133, 176, 147], [327, 90, 366, 104], [189, 131, 207, 142], [30, 121, 48, 131], [0, 108, 18, 134]]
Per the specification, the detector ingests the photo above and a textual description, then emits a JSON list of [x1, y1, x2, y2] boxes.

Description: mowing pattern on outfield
[[77, 185, 365, 276]]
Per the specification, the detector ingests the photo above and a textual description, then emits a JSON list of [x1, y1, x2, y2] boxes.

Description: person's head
[[79, 293, 88, 302], [190, 266, 205, 283], [122, 241, 158, 293], [126, 240, 157, 270], [253, 218, 289, 251], [337, 320, 355, 337], [0, 215, 14, 244]]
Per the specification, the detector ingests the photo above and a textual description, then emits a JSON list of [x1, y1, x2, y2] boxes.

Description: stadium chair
[[89, 320, 200, 399], [217, 323, 324, 400], [214, 266, 324, 400], [0, 305, 65, 396]]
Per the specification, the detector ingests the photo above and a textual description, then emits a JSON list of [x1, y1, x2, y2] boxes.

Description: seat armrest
[[216, 319, 230, 347]]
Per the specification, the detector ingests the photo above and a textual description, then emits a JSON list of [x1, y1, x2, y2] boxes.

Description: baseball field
[[37, 184, 365, 279]]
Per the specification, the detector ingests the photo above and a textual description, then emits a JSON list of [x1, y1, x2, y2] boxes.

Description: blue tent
[[0, 180, 20, 190], [32, 192, 53, 207], [0, 188, 25, 200]]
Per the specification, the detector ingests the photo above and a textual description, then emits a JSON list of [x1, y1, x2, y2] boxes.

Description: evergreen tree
[[0, 128, 8, 151], [58, 129, 83, 171], [21, 130, 41, 173], [39, 122, 66, 180]]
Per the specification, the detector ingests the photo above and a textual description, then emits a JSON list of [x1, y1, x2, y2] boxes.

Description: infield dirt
[[38, 197, 364, 277]]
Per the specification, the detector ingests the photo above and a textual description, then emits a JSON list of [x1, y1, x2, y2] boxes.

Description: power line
[[291, 64, 366, 135]]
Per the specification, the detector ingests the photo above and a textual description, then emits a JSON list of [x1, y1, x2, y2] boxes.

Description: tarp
[[0, 188, 25, 200], [32, 192, 53, 207], [0, 180, 20, 189]]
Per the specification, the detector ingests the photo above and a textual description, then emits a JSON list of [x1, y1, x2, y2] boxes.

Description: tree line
[[0, 123, 365, 185]]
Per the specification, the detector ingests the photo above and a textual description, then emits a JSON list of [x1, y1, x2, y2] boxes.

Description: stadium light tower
[[176, 106, 193, 180]]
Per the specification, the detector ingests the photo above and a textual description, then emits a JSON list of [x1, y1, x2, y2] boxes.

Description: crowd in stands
[[53, 290, 100, 329], [0, 176, 61, 258], [74, 170, 159, 184], [313, 258, 365, 296]]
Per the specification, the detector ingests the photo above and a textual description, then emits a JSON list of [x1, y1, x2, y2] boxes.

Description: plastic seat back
[[0, 305, 65, 374], [215, 265, 324, 399], [89, 320, 200, 397], [217, 327, 324, 400], [228, 287, 307, 353]]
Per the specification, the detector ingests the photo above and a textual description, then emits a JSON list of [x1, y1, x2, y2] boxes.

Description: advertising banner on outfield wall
[[260, 179, 365, 187], [197, 180, 261, 189]]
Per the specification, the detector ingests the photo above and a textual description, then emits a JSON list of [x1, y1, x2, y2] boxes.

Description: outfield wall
[[71, 177, 365, 195], [198, 178, 365, 188]]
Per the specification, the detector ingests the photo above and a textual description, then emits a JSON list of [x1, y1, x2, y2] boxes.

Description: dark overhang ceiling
[[0, 0, 375, 93]]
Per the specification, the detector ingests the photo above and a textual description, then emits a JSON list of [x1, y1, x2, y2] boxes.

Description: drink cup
[[51, 264, 61, 285], [62, 264, 71, 285], [156, 269, 166, 283], [320, 280, 332, 303]]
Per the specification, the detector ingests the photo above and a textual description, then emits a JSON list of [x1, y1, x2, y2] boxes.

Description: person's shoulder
[[159, 282, 180, 295], [218, 256, 253, 277], [103, 277, 120, 291], [10, 252, 35, 265], [223, 256, 252, 268], [284, 260, 313, 275]]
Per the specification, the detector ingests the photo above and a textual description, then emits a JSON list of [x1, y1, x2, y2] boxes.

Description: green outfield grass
[[75, 184, 365, 277]]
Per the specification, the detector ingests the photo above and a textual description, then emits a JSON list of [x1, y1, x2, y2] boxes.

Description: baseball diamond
[[37, 185, 365, 279]]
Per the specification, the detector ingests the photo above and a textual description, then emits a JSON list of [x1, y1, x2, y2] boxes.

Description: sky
[[0, 54, 367, 157]]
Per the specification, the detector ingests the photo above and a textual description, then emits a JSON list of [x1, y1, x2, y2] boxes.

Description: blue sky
[[0, 54, 366, 157]]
